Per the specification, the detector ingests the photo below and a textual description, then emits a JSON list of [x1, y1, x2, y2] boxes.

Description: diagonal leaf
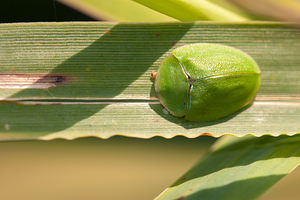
[[0, 22, 300, 140], [131, 0, 248, 21], [155, 135, 300, 200], [57, 0, 176, 22]]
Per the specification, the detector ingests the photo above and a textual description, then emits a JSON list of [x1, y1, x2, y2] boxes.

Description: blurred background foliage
[[2, 0, 300, 23], [1, 0, 300, 200]]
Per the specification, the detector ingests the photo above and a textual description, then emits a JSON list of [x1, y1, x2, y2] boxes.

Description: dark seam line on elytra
[[172, 53, 194, 81], [172, 54, 193, 113]]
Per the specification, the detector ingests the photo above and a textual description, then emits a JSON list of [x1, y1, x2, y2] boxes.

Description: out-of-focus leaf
[[57, 0, 176, 21], [132, 0, 248, 21], [229, 0, 300, 23], [208, 0, 270, 20], [155, 135, 300, 200], [0, 22, 300, 140]]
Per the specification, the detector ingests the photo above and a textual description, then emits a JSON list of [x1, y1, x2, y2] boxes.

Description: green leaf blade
[[155, 135, 300, 200], [1, 22, 300, 100], [0, 100, 299, 141], [0, 22, 300, 140]]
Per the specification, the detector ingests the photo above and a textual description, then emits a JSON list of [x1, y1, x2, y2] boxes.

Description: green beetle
[[154, 43, 260, 122]]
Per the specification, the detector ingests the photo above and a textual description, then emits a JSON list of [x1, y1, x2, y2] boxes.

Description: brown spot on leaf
[[105, 30, 111, 34], [155, 33, 160, 37], [0, 73, 72, 89]]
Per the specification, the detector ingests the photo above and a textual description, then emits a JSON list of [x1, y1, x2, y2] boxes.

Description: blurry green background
[[1, 1, 300, 199]]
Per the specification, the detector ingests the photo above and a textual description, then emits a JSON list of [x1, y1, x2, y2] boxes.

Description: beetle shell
[[155, 43, 260, 122]]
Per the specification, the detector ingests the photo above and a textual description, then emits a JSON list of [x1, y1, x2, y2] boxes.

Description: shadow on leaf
[[1, 23, 193, 137]]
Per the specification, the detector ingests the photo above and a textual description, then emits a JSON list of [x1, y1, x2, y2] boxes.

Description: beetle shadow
[[149, 88, 253, 130], [1, 23, 193, 136]]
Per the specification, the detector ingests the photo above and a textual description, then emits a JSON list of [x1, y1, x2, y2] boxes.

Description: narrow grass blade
[[57, 0, 176, 22]]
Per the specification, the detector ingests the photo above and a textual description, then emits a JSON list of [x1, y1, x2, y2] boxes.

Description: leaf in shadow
[[2, 23, 193, 136], [149, 102, 252, 129], [0, 102, 105, 137]]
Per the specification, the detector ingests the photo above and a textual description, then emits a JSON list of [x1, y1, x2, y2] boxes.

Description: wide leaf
[[0, 22, 299, 140]]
